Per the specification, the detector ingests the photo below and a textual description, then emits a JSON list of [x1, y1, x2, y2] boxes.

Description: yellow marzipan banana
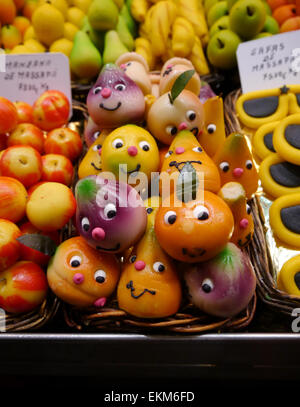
[[174, 0, 208, 40], [171, 16, 195, 58], [188, 36, 210, 75], [149, 0, 177, 57], [135, 37, 156, 70], [131, 0, 151, 22]]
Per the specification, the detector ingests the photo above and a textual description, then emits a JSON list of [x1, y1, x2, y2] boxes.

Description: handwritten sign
[[0, 52, 72, 116], [237, 30, 300, 93]]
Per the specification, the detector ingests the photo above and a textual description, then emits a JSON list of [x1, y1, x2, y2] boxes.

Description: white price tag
[[237, 30, 300, 94], [0, 52, 72, 116]]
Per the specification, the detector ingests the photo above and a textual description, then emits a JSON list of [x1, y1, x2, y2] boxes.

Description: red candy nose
[[128, 146, 138, 156], [233, 168, 244, 178], [135, 260, 146, 270], [92, 227, 106, 241], [178, 122, 188, 130], [73, 273, 84, 285], [101, 88, 111, 98], [239, 218, 249, 229], [175, 147, 185, 154]]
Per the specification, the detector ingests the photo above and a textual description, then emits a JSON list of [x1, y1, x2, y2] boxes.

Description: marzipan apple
[[229, 0, 267, 40], [207, 29, 241, 69]]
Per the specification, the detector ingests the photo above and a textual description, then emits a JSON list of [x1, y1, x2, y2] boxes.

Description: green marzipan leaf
[[17, 234, 58, 256], [170, 69, 195, 104]]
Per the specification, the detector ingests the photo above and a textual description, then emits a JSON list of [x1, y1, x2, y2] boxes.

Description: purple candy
[[87, 63, 146, 129], [184, 243, 256, 318], [75, 175, 147, 253]]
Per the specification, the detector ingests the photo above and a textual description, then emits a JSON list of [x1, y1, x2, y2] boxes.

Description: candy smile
[[96, 242, 121, 251], [91, 162, 102, 171], [126, 280, 156, 299], [237, 233, 252, 248], [121, 163, 141, 175], [182, 247, 206, 258], [99, 102, 122, 111]]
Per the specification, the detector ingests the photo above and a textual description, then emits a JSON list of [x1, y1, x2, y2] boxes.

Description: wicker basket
[[60, 98, 258, 334], [0, 102, 91, 333], [224, 89, 300, 316]]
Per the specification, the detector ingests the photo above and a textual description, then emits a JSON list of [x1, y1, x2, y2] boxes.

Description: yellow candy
[[270, 193, 300, 248], [278, 255, 300, 296], [273, 114, 300, 165], [259, 153, 300, 198]]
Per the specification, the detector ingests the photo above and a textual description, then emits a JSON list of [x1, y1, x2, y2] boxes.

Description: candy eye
[[207, 124, 216, 134], [202, 278, 214, 293], [193, 205, 209, 220], [165, 150, 173, 158], [166, 126, 178, 136], [129, 255, 137, 263], [81, 217, 90, 232], [245, 160, 253, 170], [115, 83, 126, 91], [219, 161, 230, 172], [70, 255, 82, 267], [246, 204, 251, 215], [187, 110, 196, 121], [192, 146, 202, 153], [113, 138, 124, 148], [153, 262, 165, 272], [146, 207, 153, 214], [92, 144, 102, 151], [104, 203, 117, 219], [164, 210, 177, 225], [93, 86, 102, 94], [139, 141, 150, 151], [93, 131, 100, 140], [94, 270, 106, 284]]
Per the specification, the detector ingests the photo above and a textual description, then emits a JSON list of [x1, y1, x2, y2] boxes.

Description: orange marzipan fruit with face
[[218, 182, 254, 249], [47, 236, 121, 308], [160, 130, 221, 194], [117, 196, 182, 318], [198, 96, 226, 158], [155, 190, 234, 263], [213, 132, 259, 199]]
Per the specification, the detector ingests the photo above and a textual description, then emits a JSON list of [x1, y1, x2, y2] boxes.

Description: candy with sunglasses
[[236, 86, 290, 129], [273, 113, 300, 165], [259, 153, 300, 198], [252, 121, 279, 160], [269, 193, 300, 248]]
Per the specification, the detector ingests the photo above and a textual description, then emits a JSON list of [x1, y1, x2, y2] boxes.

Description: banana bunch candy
[[131, 0, 210, 74]]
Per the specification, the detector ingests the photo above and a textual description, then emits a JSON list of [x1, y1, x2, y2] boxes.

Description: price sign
[[0, 52, 72, 116], [236, 30, 300, 93]]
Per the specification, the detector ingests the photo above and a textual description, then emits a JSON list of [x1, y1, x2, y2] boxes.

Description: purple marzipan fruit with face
[[75, 175, 147, 253], [84, 116, 102, 147], [87, 63, 146, 129], [184, 243, 256, 318]]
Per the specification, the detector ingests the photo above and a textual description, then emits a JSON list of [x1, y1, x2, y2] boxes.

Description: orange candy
[[155, 190, 234, 263], [280, 15, 300, 30], [213, 133, 259, 199], [272, 4, 297, 25]]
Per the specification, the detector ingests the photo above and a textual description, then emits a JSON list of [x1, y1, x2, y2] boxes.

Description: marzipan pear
[[116, 15, 134, 51], [88, 0, 119, 31], [70, 31, 102, 80], [102, 30, 129, 65], [81, 16, 104, 51]]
